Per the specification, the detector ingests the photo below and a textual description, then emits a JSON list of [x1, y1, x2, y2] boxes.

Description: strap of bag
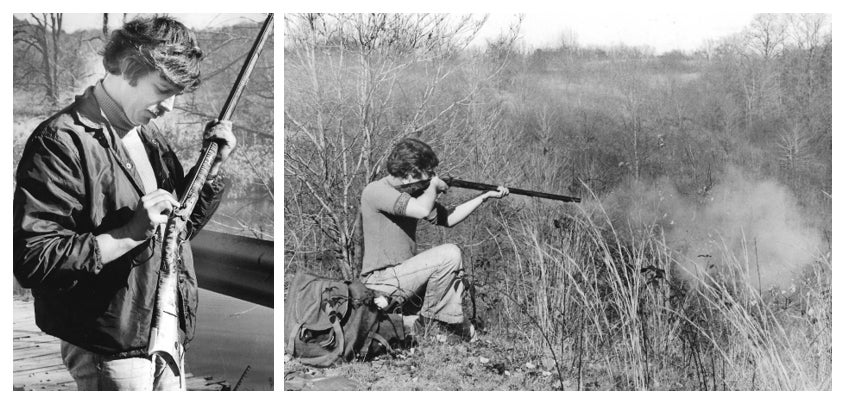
[[358, 318, 396, 361], [359, 329, 377, 361], [370, 333, 393, 355], [286, 321, 303, 355]]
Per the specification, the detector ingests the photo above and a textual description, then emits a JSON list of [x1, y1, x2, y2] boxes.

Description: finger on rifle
[[143, 188, 174, 198], [143, 190, 180, 209], [151, 213, 170, 225], [205, 120, 233, 140]]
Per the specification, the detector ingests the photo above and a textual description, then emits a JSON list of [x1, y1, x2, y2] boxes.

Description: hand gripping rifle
[[148, 13, 274, 388], [396, 174, 581, 203]]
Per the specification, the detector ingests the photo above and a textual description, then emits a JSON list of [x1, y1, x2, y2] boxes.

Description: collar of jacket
[[69, 85, 148, 197], [71, 86, 117, 150]]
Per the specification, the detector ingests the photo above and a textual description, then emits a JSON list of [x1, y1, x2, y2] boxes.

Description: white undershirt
[[121, 128, 158, 195]]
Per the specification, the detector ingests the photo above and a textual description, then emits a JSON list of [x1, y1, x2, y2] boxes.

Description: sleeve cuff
[[393, 192, 411, 216], [204, 173, 227, 193], [203, 173, 228, 195], [89, 233, 104, 275]]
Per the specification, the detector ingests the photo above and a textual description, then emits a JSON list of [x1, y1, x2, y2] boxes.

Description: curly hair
[[101, 15, 203, 92], [386, 138, 439, 179]]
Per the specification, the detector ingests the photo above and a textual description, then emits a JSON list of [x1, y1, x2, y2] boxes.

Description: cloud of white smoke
[[596, 166, 822, 289]]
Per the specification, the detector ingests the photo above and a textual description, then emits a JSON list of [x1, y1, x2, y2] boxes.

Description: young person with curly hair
[[359, 138, 508, 342], [13, 15, 236, 390]]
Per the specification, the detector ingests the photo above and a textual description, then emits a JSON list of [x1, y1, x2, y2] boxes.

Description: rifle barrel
[[151, 14, 274, 380], [447, 178, 581, 203], [180, 13, 273, 206], [219, 13, 274, 121]]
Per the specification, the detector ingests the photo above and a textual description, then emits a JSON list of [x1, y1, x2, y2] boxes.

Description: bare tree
[[778, 123, 810, 185], [738, 14, 786, 126], [14, 13, 63, 105], [612, 63, 654, 182], [747, 14, 786, 59], [713, 30, 778, 137], [784, 14, 830, 132], [786, 14, 829, 53]]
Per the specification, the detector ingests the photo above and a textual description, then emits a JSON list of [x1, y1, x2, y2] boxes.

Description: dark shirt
[[13, 86, 226, 357]]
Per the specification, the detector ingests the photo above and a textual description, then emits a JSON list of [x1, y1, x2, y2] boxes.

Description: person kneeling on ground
[[359, 138, 508, 342]]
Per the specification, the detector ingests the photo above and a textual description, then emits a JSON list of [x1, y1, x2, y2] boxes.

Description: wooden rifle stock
[[149, 13, 274, 388], [397, 174, 580, 203]]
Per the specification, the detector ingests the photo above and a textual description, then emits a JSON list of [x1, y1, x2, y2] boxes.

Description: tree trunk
[[633, 120, 640, 181], [33, 15, 56, 105], [49, 14, 61, 105], [103, 13, 109, 38]]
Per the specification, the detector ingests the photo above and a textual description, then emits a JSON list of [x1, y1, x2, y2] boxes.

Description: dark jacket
[[13, 86, 225, 358]]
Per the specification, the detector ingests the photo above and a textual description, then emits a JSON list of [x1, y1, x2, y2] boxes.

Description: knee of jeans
[[440, 243, 462, 268]]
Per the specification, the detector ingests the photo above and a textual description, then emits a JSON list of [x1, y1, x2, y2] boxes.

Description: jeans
[[363, 243, 465, 324], [60, 341, 185, 391]]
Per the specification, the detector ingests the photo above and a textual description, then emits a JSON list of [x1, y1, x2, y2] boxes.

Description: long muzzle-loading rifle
[[396, 174, 581, 203], [148, 13, 274, 387]]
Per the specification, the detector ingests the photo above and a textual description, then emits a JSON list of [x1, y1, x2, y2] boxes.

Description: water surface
[[187, 289, 273, 390]]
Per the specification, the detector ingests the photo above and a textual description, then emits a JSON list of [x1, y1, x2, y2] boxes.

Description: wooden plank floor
[[13, 299, 229, 391]]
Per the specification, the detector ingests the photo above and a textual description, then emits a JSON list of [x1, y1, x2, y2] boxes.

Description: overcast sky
[[477, 13, 757, 53]]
